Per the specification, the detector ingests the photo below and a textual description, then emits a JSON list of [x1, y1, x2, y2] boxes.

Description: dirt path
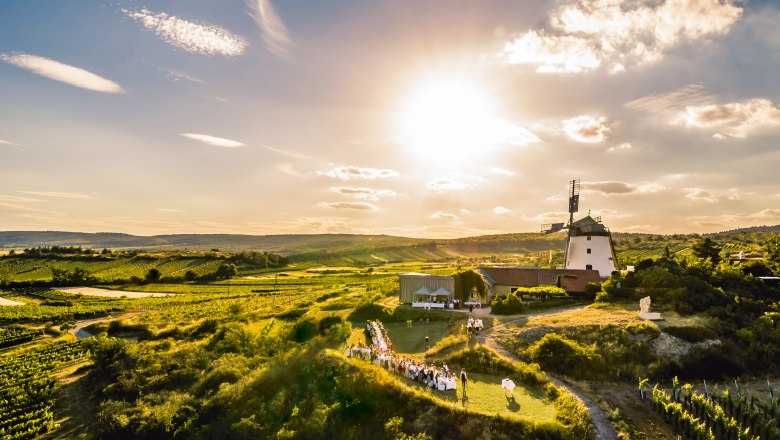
[[69, 312, 143, 340], [476, 306, 618, 440]]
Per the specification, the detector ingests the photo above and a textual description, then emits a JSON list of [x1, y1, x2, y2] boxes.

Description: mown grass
[[403, 371, 557, 422], [384, 319, 465, 354]]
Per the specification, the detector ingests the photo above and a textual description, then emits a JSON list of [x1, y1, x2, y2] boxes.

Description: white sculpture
[[639, 296, 662, 320]]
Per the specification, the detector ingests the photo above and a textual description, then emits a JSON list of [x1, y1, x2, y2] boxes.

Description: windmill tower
[[541, 179, 618, 278]]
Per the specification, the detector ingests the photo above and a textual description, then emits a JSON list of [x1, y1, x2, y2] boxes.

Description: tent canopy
[[413, 286, 433, 295], [432, 287, 452, 296]]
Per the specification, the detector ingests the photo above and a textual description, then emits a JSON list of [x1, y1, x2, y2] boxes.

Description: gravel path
[[475, 306, 618, 440]]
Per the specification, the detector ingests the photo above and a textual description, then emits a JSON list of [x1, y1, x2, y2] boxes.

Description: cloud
[[181, 133, 245, 148], [606, 142, 633, 153], [685, 188, 719, 203], [676, 98, 780, 138], [261, 143, 313, 160], [246, 0, 294, 60], [500, 30, 601, 73], [156, 208, 185, 213], [625, 83, 715, 113], [0, 53, 124, 93], [321, 166, 399, 180], [546, 195, 564, 201], [331, 187, 397, 201], [427, 179, 471, 191], [160, 67, 204, 84], [0, 138, 23, 147], [276, 163, 308, 178], [123, 8, 248, 57], [500, 0, 742, 73], [493, 206, 511, 215], [583, 181, 664, 195], [18, 191, 93, 199], [522, 211, 568, 222], [318, 201, 377, 210], [489, 167, 516, 176], [0, 195, 41, 203], [430, 211, 459, 220], [563, 115, 610, 143]]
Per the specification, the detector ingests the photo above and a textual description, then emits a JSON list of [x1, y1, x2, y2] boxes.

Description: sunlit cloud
[[0, 53, 124, 93], [500, 30, 600, 73], [685, 188, 719, 203], [500, 0, 742, 73], [261, 144, 314, 160], [493, 206, 511, 215], [583, 181, 664, 195], [156, 208, 185, 213], [427, 179, 471, 192], [675, 98, 780, 138], [522, 211, 568, 222], [123, 8, 248, 57], [246, 0, 294, 60], [606, 142, 633, 153], [625, 83, 715, 114], [489, 167, 515, 176], [18, 191, 93, 199], [331, 187, 396, 201], [318, 201, 377, 210], [563, 115, 610, 143], [181, 133, 245, 148], [276, 163, 308, 178], [0, 195, 41, 203], [0, 138, 23, 147], [321, 166, 399, 180], [430, 211, 459, 220]]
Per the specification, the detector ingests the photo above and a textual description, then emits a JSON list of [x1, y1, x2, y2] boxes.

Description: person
[[460, 368, 467, 392]]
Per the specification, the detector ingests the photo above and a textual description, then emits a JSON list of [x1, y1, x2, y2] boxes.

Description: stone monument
[[639, 296, 662, 320]]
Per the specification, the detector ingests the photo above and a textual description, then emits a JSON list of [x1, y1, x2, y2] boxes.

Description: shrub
[[491, 292, 524, 315], [664, 326, 717, 343], [584, 282, 602, 296], [527, 333, 597, 377]]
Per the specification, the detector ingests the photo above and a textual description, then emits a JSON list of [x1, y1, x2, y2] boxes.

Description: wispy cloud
[[493, 206, 511, 215], [318, 201, 377, 210], [583, 181, 664, 195], [0, 53, 124, 93], [181, 133, 245, 148], [675, 98, 780, 139], [331, 187, 396, 201], [246, 0, 294, 60], [321, 166, 399, 180], [625, 83, 715, 113], [0, 138, 23, 147], [500, 0, 742, 73], [0, 195, 41, 203], [261, 143, 313, 160], [123, 8, 248, 57], [160, 67, 204, 84], [427, 179, 471, 192], [489, 167, 515, 176], [430, 211, 459, 220], [563, 115, 610, 143], [156, 208, 185, 213], [606, 142, 633, 153], [18, 191, 93, 199]]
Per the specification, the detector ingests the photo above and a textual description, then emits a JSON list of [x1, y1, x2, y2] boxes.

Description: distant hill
[[1, 227, 778, 267]]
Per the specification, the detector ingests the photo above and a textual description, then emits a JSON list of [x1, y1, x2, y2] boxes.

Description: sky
[[1, 0, 780, 238]]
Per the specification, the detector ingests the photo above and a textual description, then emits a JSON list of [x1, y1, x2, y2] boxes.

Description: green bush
[[527, 333, 598, 378], [584, 282, 602, 296], [664, 325, 717, 343], [491, 292, 524, 315]]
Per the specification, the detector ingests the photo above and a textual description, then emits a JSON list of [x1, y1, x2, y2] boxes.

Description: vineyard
[[644, 378, 780, 440], [0, 341, 87, 440], [0, 328, 43, 350]]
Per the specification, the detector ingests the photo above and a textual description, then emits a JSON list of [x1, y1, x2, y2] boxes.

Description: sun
[[398, 78, 500, 160]]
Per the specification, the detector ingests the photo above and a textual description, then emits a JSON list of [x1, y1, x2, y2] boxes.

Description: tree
[[692, 237, 723, 265], [184, 270, 197, 282], [764, 236, 780, 274], [144, 268, 161, 284], [214, 263, 238, 280]]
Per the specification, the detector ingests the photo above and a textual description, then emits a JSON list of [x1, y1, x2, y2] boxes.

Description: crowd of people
[[347, 320, 465, 392]]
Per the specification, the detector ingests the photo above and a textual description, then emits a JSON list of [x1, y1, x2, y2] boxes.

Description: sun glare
[[399, 78, 500, 161]]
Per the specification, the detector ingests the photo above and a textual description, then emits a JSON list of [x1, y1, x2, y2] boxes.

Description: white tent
[[431, 287, 452, 296], [414, 286, 433, 295]]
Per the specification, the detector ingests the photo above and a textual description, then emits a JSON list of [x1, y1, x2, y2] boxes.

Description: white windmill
[[541, 179, 619, 278]]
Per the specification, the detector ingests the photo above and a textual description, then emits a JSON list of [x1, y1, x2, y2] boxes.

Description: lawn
[[384, 319, 465, 354], [404, 372, 557, 423]]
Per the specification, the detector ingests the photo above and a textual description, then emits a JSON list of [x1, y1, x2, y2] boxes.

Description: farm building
[[398, 272, 454, 306], [476, 266, 601, 298]]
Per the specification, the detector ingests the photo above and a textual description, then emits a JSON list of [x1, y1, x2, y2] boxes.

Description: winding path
[[474, 306, 618, 440]]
